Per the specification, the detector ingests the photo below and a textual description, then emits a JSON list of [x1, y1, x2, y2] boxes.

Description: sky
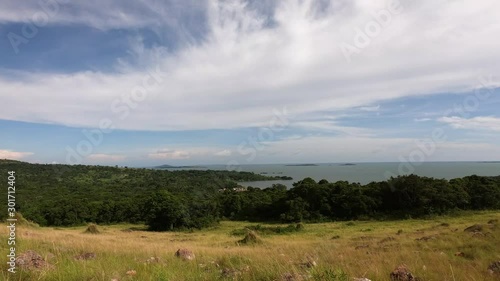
[[0, 0, 500, 167]]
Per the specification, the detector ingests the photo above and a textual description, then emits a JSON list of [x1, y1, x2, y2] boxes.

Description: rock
[[16, 250, 53, 270], [175, 248, 195, 261], [353, 278, 372, 281], [390, 265, 416, 281], [74, 252, 96, 260], [126, 270, 137, 276], [488, 261, 500, 275], [464, 224, 483, 232]]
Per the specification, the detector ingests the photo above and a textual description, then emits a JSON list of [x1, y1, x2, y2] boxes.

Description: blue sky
[[1, 0, 500, 167]]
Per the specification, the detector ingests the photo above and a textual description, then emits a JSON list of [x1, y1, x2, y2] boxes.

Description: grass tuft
[[84, 223, 100, 234], [238, 230, 263, 245], [1, 211, 499, 280]]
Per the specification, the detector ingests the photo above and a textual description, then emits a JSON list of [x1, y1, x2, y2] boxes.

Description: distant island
[[339, 163, 356, 166], [285, 164, 318, 167], [276, 176, 293, 180]]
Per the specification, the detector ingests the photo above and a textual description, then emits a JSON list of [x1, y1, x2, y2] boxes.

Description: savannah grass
[[1, 211, 499, 280]]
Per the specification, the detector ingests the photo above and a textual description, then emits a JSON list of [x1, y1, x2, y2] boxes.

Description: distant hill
[[0, 158, 24, 164]]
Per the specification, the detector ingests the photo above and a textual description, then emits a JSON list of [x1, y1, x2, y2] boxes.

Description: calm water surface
[[160, 162, 500, 189]]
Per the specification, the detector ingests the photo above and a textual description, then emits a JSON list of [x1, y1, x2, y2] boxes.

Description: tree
[[144, 192, 188, 231]]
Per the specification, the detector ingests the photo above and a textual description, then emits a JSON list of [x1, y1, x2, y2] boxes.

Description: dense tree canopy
[[1, 160, 500, 230]]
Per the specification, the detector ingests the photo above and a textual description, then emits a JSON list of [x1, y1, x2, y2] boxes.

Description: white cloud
[[155, 135, 500, 164], [414, 118, 432, 122], [292, 120, 374, 137], [359, 105, 380, 112], [260, 135, 500, 163], [148, 149, 191, 160], [86, 154, 126, 162], [251, 135, 416, 163], [438, 116, 500, 132], [431, 142, 500, 161], [148, 146, 240, 161], [0, 0, 205, 30], [0, 149, 33, 160], [214, 149, 232, 157], [1, 0, 500, 132]]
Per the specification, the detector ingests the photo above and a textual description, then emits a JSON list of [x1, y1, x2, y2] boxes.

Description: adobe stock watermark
[[383, 74, 497, 184], [339, 0, 405, 63], [63, 65, 167, 166], [226, 107, 290, 171], [7, 0, 69, 54]]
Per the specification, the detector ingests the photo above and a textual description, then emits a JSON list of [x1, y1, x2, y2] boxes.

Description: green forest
[[1, 159, 500, 231]]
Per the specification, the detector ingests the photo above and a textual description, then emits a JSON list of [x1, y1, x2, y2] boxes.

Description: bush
[[14, 213, 39, 228]]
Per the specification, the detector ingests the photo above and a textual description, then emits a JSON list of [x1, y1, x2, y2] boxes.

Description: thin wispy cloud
[[438, 116, 500, 132], [214, 149, 232, 157], [0, 0, 207, 32], [359, 105, 380, 112], [414, 118, 432, 122], [292, 120, 375, 137], [148, 149, 191, 160]]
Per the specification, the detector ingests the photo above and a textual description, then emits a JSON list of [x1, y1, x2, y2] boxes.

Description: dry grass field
[[1, 211, 499, 281]]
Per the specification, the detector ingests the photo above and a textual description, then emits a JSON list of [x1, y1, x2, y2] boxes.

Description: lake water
[[161, 162, 500, 189]]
